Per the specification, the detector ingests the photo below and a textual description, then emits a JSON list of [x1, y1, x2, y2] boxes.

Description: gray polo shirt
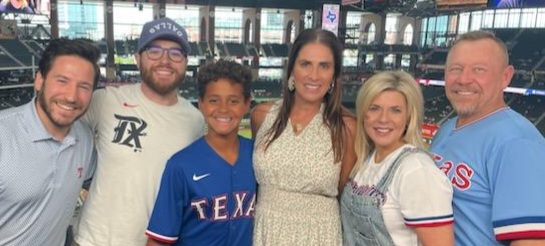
[[0, 99, 95, 246]]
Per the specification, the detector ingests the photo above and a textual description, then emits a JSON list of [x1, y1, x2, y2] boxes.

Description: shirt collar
[[22, 97, 77, 145]]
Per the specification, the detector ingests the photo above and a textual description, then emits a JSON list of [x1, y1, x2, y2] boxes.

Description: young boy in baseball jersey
[[145, 59, 255, 246]]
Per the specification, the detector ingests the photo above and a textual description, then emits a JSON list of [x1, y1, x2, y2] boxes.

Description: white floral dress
[[253, 100, 342, 246]]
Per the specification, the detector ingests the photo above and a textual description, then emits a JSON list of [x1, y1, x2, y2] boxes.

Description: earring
[[288, 76, 295, 92], [328, 81, 335, 94]]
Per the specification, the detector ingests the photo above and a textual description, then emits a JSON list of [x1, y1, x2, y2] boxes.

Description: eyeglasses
[[144, 46, 186, 62]]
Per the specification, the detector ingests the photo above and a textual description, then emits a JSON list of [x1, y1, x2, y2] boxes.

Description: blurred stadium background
[[1, 0, 544, 142]]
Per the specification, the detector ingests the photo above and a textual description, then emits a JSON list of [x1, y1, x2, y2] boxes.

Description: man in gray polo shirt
[[0, 38, 100, 246]]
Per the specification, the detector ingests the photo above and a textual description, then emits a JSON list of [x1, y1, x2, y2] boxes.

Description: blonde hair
[[351, 71, 424, 176]]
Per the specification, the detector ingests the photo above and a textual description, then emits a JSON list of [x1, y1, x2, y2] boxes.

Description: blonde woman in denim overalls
[[340, 71, 454, 246]]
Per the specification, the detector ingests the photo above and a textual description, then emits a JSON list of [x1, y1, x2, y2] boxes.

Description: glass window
[[420, 18, 428, 47], [470, 11, 482, 31], [343, 49, 358, 67], [367, 23, 376, 44], [536, 8, 545, 28], [384, 13, 400, 45], [448, 14, 458, 35], [304, 10, 314, 29], [261, 9, 283, 43], [435, 15, 448, 46], [365, 54, 375, 70], [458, 13, 470, 34], [166, 5, 199, 42], [290, 24, 295, 43], [249, 22, 254, 43], [520, 8, 537, 28], [57, 0, 104, 40], [113, 2, 154, 40], [494, 9, 509, 28], [482, 9, 495, 28], [346, 12, 361, 45], [215, 7, 243, 43], [401, 54, 411, 71], [383, 54, 396, 70], [428, 16, 436, 45], [507, 8, 521, 28], [403, 24, 413, 45]]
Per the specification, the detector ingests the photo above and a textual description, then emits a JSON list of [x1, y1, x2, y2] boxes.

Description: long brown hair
[[261, 28, 347, 163]]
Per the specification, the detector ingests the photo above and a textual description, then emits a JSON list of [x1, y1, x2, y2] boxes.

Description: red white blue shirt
[[146, 137, 256, 246]]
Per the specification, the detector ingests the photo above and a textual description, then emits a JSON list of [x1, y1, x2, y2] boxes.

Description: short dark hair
[[449, 30, 510, 66], [38, 38, 101, 86], [197, 59, 252, 100]]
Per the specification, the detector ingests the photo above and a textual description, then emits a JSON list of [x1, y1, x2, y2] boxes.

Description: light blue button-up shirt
[[0, 99, 95, 246]]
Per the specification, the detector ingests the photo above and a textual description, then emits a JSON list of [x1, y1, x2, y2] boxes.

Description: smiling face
[[291, 42, 335, 105], [35, 55, 95, 139], [363, 90, 408, 159], [136, 39, 187, 97], [199, 78, 250, 139], [445, 38, 513, 126]]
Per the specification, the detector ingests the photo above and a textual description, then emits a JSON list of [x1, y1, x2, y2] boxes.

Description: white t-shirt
[[351, 144, 453, 246], [73, 83, 204, 246]]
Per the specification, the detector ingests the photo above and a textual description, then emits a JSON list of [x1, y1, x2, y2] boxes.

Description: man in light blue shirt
[[0, 38, 100, 246]]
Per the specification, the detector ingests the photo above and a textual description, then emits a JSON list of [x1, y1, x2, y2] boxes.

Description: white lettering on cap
[[148, 21, 185, 38]]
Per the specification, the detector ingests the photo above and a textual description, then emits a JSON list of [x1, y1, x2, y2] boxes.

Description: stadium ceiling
[[122, 0, 437, 17], [122, 0, 340, 10], [343, 0, 437, 17]]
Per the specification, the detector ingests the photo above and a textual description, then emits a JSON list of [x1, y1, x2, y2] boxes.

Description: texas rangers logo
[[112, 114, 148, 152], [77, 167, 83, 178]]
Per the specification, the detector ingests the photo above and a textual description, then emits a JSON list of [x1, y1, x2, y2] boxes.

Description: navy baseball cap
[[138, 17, 191, 54]]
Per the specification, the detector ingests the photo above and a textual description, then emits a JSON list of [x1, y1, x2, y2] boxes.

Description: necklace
[[291, 104, 322, 134], [293, 123, 304, 134]]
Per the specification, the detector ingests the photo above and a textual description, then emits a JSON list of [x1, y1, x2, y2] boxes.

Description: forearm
[[414, 224, 454, 246], [510, 239, 545, 246]]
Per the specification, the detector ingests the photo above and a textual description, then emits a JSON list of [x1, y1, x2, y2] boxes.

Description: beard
[[446, 88, 478, 119], [452, 104, 475, 118], [451, 102, 477, 118], [140, 65, 185, 96], [36, 86, 86, 129]]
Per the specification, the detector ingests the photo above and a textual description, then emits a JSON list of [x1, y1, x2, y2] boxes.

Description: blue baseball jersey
[[146, 136, 256, 246], [430, 108, 545, 246]]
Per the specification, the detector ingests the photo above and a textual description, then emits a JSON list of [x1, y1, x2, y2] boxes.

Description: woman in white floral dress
[[250, 28, 357, 246]]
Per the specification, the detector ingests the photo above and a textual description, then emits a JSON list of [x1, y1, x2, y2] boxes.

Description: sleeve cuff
[[405, 214, 454, 228], [494, 217, 545, 241], [145, 230, 178, 244]]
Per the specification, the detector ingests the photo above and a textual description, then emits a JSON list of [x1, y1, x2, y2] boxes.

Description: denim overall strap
[[341, 147, 427, 246], [374, 147, 426, 193]]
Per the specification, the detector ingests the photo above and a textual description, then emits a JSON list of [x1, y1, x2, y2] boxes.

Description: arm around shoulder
[[338, 113, 357, 192], [250, 102, 274, 140]]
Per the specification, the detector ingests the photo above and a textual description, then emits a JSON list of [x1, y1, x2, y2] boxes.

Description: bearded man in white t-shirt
[[71, 17, 204, 246]]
